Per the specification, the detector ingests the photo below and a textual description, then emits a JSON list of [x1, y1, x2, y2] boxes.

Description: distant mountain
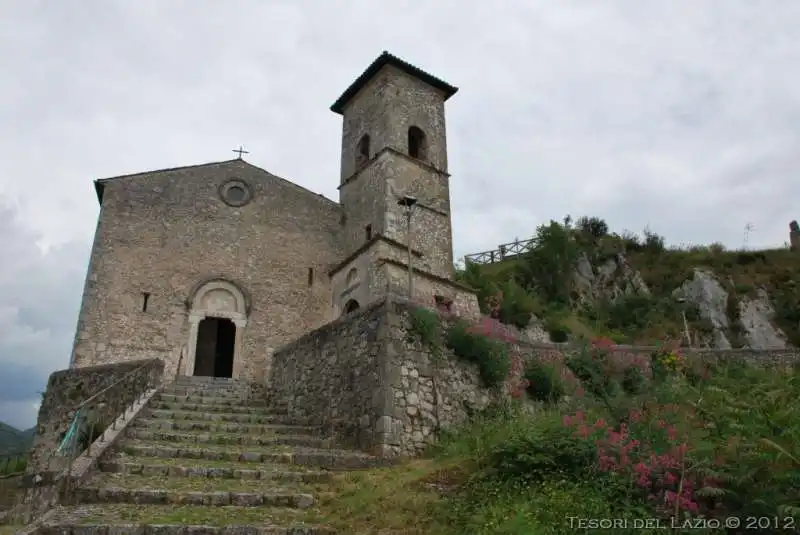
[[0, 422, 34, 456]]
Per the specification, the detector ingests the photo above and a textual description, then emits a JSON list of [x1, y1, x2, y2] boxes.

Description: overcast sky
[[1, 0, 799, 430]]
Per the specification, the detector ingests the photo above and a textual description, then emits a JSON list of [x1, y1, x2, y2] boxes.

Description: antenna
[[743, 222, 754, 249]]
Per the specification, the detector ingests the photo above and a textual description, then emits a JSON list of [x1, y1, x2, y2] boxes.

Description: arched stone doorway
[[185, 279, 248, 378]]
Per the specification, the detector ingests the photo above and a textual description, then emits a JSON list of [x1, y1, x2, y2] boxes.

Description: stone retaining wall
[[269, 296, 800, 458], [270, 300, 390, 454]]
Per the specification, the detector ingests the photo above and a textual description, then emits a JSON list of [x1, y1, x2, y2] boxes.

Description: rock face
[[573, 253, 651, 304], [738, 289, 788, 349], [674, 269, 733, 349], [573, 256, 792, 350], [672, 270, 790, 350]]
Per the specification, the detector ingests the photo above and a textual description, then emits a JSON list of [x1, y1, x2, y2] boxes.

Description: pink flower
[[594, 418, 607, 429], [666, 425, 678, 441]]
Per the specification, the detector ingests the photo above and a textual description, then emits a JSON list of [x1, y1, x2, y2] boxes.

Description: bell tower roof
[[330, 51, 458, 114]]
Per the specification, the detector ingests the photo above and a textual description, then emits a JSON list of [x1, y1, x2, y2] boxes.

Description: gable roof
[[330, 51, 458, 114], [92, 159, 338, 208]]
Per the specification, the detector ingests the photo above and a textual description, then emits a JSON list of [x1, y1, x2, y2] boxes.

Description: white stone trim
[[185, 280, 248, 378]]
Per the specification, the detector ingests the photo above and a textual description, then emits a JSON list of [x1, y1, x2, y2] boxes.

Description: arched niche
[[184, 279, 249, 379]]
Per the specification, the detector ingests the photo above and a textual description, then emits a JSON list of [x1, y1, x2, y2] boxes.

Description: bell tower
[[327, 52, 472, 315]]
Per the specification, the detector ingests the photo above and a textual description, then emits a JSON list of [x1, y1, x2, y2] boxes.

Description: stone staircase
[[34, 376, 386, 534]]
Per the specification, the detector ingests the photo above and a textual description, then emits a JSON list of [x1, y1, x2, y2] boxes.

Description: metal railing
[[464, 237, 535, 265], [25, 359, 162, 509]]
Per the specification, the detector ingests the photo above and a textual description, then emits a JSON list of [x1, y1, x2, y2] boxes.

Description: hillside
[[0, 422, 34, 457], [457, 216, 800, 349]]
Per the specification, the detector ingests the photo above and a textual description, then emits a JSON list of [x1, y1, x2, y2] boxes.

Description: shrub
[[523, 360, 565, 404], [649, 346, 684, 382], [408, 306, 441, 346], [544, 316, 570, 343], [642, 227, 666, 253], [621, 366, 646, 395], [515, 220, 582, 306], [576, 215, 609, 239], [564, 340, 617, 401], [495, 279, 536, 329], [445, 320, 511, 389], [484, 412, 597, 484]]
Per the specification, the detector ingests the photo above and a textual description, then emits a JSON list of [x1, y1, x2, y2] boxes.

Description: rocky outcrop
[[573, 252, 650, 305], [671, 270, 790, 350], [573, 255, 792, 350], [738, 289, 788, 349], [673, 269, 733, 349]]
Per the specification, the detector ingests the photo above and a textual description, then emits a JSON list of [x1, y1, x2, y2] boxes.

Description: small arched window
[[356, 134, 370, 170], [346, 268, 358, 286], [408, 126, 427, 161], [343, 299, 360, 314]]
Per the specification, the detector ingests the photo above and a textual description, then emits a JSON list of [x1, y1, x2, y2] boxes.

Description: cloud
[[0, 204, 88, 429], [1, 1, 799, 426]]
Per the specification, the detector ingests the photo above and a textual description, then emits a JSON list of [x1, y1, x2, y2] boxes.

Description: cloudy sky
[[1, 0, 798, 430]]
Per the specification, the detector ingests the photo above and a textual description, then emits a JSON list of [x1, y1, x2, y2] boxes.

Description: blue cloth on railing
[[56, 408, 83, 456]]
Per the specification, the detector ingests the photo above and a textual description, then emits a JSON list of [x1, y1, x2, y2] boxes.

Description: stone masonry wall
[[269, 300, 389, 455], [27, 358, 163, 472], [72, 159, 342, 381]]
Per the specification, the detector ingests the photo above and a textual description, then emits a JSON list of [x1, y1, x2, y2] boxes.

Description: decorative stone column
[[231, 318, 248, 379], [263, 347, 275, 386], [185, 314, 202, 376]]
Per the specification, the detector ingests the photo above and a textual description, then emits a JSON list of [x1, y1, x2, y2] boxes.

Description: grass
[[316, 460, 453, 534]]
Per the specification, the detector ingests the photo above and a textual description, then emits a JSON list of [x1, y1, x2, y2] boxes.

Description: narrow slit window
[[141, 292, 150, 312], [365, 224, 373, 241], [308, 267, 314, 286]]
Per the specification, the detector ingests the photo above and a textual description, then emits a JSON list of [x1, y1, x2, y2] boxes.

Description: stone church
[[69, 51, 479, 383]]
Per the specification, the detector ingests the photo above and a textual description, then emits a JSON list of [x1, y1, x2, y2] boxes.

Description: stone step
[[39, 524, 333, 535], [157, 392, 274, 407], [37, 504, 334, 534], [99, 458, 334, 483], [127, 428, 332, 448], [150, 400, 286, 415], [132, 417, 320, 436], [175, 376, 243, 385], [142, 408, 301, 425], [165, 381, 264, 392], [121, 442, 388, 470], [160, 386, 262, 398], [73, 486, 316, 509], [87, 472, 324, 493]]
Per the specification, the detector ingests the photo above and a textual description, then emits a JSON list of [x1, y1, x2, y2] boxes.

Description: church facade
[[69, 52, 479, 382]]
